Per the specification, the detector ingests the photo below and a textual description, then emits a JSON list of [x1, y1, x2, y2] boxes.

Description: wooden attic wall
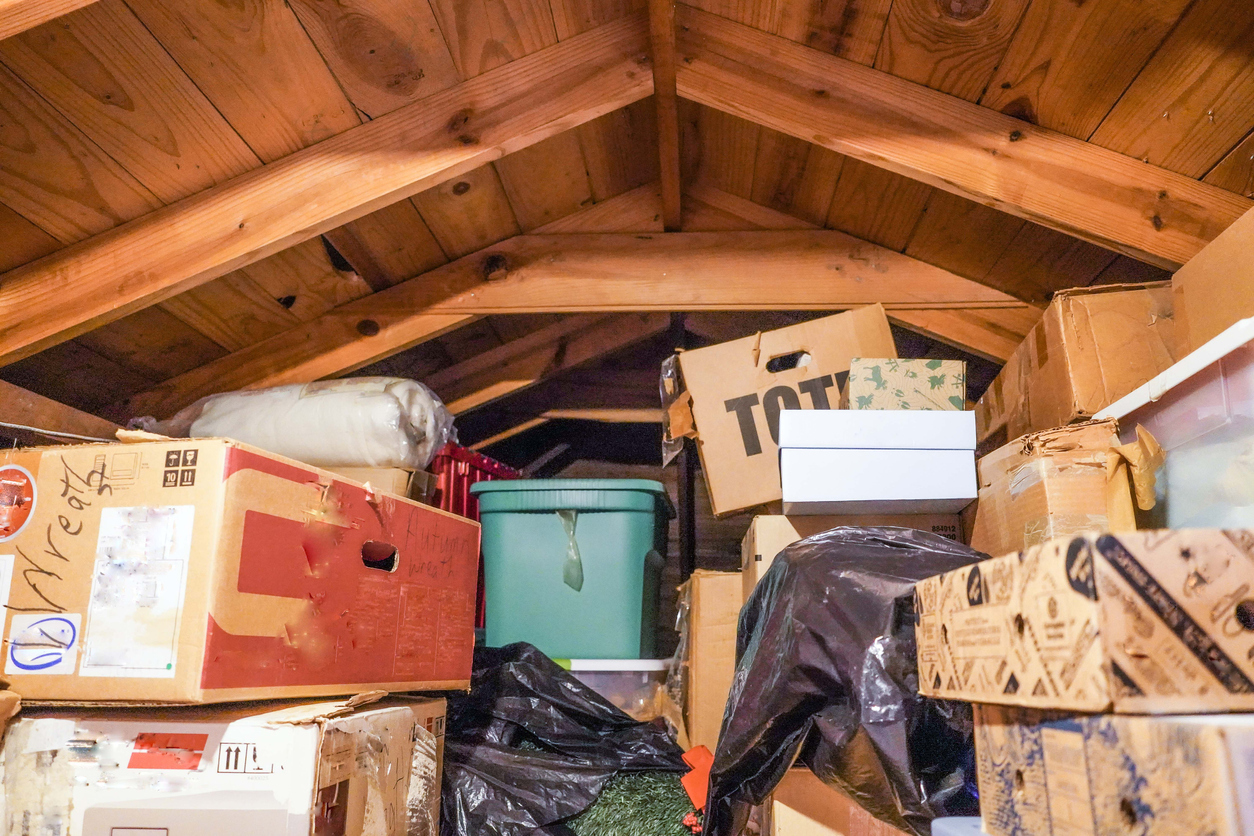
[[0, 0, 1252, 426]]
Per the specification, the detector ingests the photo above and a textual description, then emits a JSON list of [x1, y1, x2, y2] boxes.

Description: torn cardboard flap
[[262, 691, 390, 725], [1107, 424, 1164, 511]]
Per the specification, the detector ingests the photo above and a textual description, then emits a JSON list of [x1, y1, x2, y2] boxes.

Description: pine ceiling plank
[[429, 0, 559, 78], [685, 180, 811, 229], [551, 0, 642, 38], [1204, 131, 1254, 199], [769, 0, 891, 64], [1089, 255, 1171, 286], [124, 0, 360, 163], [0, 201, 59, 271], [1, 339, 153, 414], [0, 379, 120, 445], [286, 0, 461, 118], [237, 239, 373, 322], [683, 103, 759, 198], [495, 131, 595, 230], [824, 159, 933, 252], [576, 99, 660, 202], [488, 313, 564, 342], [1089, 0, 1254, 177], [749, 127, 843, 227], [0, 0, 100, 41], [979, 223, 1119, 304], [76, 306, 228, 382], [0, 62, 159, 242], [122, 229, 1035, 418], [981, 0, 1192, 139], [332, 201, 449, 287], [0, 15, 652, 364], [534, 181, 663, 232], [412, 163, 521, 257], [160, 272, 302, 352], [905, 191, 1026, 282], [434, 318, 504, 363], [676, 6, 1252, 268], [875, 0, 1031, 102], [0, 0, 261, 204]]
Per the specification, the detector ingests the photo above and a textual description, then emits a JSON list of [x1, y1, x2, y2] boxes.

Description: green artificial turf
[[568, 771, 696, 836]]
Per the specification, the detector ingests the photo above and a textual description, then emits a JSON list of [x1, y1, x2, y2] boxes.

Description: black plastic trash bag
[[705, 527, 986, 836], [442, 643, 687, 836]]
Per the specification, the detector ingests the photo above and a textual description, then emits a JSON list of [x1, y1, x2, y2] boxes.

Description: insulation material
[[0, 697, 445, 836], [138, 378, 455, 471]]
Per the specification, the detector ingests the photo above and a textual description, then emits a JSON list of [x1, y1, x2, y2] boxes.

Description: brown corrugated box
[[0, 439, 479, 704], [1174, 206, 1254, 353], [326, 466, 437, 504], [769, 768, 910, 836], [974, 283, 1177, 448], [741, 514, 961, 603], [966, 420, 1136, 558], [683, 569, 741, 751], [974, 704, 1254, 836], [916, 529, 1254, 713]]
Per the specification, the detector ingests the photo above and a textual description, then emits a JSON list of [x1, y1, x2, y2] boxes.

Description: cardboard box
[[0, 439, 480, 704], [974, 283, 1177, 447], [916, 529, 1254, 713], [1174, 207, 1254, 353], [843, 358, 965, 410], [967, 420, 1136, 558], [672, 306, 896, 516], [0, 696, 446, 836], [741, 514, 961, 602], [683, 570, 741, 751], [327, 467, 437, 504], [974, 704, 1254, 836], [779, 410, 977, 514], [769, 768, 910, 836]]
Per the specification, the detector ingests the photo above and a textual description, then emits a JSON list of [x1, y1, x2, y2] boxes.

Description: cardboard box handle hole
[[362, 540, 399, 573]]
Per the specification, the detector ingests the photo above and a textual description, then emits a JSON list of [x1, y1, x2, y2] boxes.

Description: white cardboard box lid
[[777, 409, 976, 450], [1097, 316, 1254, 421]]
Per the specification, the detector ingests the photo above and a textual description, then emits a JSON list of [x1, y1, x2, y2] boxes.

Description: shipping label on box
[[916, 529, 1254, 713], [0, 697, 446, 836], [844, 358, 965, 411], [974, 705, 1254, 836], [0, 439, 480, 704], [674, 306, 896, 516]]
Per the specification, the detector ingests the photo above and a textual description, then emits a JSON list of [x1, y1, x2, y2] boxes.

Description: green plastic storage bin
[[470, 479, 673, 659]]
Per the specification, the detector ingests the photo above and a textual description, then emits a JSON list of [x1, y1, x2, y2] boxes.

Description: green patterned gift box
[[844, 358, 965, 410]]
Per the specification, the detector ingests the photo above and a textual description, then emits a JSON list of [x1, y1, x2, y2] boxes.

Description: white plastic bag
[[134, 378, 455, 469]]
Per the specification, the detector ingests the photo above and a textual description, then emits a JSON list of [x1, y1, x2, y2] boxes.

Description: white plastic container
[[1098, 317, 1254, 527], [777, 410, 977, 514], [930, 819, 983, 836], [566, 659, 670, 721]]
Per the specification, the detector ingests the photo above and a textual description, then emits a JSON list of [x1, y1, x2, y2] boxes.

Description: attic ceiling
[[1, 0, 1252, 460]]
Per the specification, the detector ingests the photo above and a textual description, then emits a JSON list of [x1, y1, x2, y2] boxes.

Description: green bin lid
[[470, 478, 673, 516]]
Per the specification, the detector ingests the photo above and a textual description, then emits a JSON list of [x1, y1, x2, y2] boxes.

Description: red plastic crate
[[429, 443, 520, 628]]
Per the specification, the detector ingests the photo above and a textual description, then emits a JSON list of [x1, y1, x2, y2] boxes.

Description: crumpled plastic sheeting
[[442, 643, 687, 836], [706, 527, 986, 836]]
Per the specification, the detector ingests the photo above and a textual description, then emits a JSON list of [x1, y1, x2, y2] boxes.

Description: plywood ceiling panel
[[1090, 0, 1254, 177], [1206, 131, 1254, 198], [0, 201, 59, 271], [412, 163, 521, 258], [824, 160, 933, 252], [1090, 254, 1172, 287], [979, 223, 1118, 303], [749, 126, 843, 227], [904, 190, 1026, 282], [550, 0, 642, 38], [981, 0, 1192, 139], [681, 103, 759, 198], [534, 181, 663, 232], [76, 307, 228, 382], [160, 271, 302, 353], [334, 201, 449, 287], [0, 339, 154, 413], [429, 0, 558, 77], [236, 240, 373, 322], [576, 98, 659, 202], [495, 131, 595, 230], [683, 0, 891, 64]]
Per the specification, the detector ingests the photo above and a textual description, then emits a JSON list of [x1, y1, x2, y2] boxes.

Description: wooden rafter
[[675, 4, 1252, 269], [427, 313, 669, 414], [0, 0, 98, 40], [0, 379, 119, 444], [648, 0, 682, 230], [0, 14, 652, 366], [118, 229, 1036, 420]]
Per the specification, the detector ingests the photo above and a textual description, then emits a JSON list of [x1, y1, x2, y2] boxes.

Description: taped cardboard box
[[966, 420, 1139, 558], [916, 529, 1254, 713], [843, 358, 965, 411], [0, 695, 446, 836], [0, 439, 480, 704], [974, 704, 1254, 836], [769, 768, 910, 836], [1174, 206, 1254, 353], [326, 467, 437, 505], [667, 306, 896, 516], [683, 570, 741, 751], [741, 515, 961, 602], [974, 283, 1177, 448]]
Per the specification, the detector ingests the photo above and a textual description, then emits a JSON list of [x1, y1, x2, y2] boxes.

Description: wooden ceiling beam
[[118, 229, 1036, 420], [427, 313, 669, 414], [0, 0, 98, 40], [648, 0, 682, 230], [0, 14, 652, 366], [0, 379, 119, 444], [675, 5, 1252, 269]]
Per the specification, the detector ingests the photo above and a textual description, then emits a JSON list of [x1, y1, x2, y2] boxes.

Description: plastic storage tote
[[563, 659, 671, 720], [470, 479, 673, 659], [1098, 317, 1254, 527]]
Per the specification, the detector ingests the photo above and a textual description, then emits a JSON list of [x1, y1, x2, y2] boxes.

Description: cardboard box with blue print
[[843, 358, 966, 411], [0, 438, 480, 704]]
